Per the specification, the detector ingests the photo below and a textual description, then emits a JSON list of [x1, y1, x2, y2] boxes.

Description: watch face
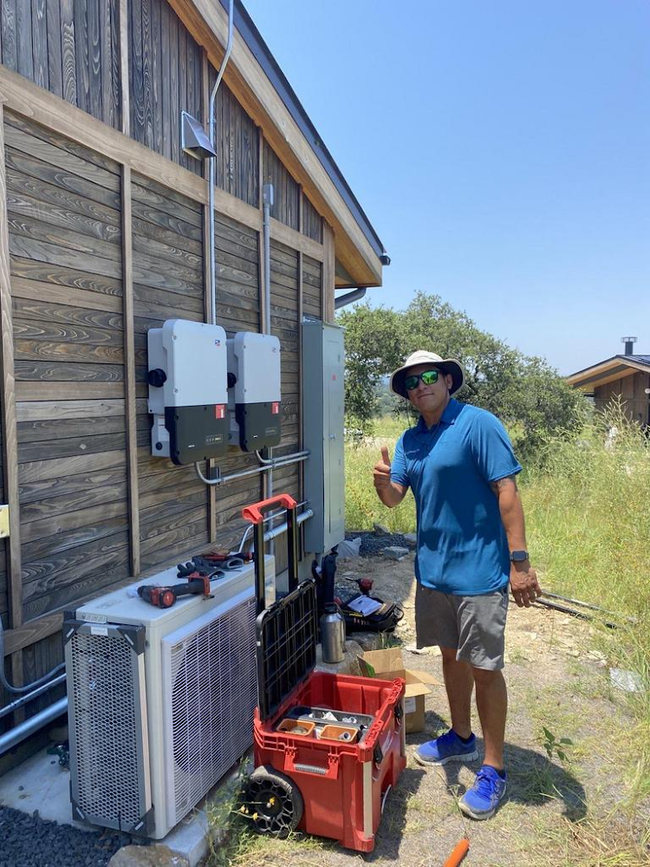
[[511, 551, 529, 562]]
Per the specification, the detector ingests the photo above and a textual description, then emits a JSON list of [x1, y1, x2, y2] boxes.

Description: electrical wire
[[0, 619, 65, 694]]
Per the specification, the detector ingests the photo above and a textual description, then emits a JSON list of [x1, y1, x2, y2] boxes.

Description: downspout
[[335, 287, 367, 310]]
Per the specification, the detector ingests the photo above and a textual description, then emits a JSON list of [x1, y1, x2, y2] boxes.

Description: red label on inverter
[[215, 405, 226, 419], [272, 402, 280, 414]]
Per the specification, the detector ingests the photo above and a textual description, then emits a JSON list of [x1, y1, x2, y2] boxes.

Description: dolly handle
[[241, 493, 297, 525]]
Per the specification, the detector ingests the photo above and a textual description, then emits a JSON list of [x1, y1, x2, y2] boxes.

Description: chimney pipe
[[621, 336, 637, 356]]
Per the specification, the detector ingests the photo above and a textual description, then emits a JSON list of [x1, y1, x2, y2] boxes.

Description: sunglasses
[[404, 369, 441, 391]]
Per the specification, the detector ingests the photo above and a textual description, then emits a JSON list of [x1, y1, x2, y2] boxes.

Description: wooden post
[[121, 165, 140, 576], [0, 100, 24, 695]]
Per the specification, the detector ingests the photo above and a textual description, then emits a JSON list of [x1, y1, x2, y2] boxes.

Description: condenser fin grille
[[67, 629, 147, 830], [166, 594, 257, 825]]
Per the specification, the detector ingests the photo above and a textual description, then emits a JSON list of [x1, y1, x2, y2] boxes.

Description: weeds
[[541, 726, 574, 763]]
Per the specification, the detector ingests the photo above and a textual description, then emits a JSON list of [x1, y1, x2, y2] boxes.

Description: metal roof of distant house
[[230, 0, 387, 261], [567, 354, 650, 390]]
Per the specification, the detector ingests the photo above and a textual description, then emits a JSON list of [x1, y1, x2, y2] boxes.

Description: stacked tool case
[[240, 495, 407, 852]]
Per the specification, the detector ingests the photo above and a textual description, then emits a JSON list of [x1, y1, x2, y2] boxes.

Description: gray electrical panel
[[302, 321, 345, 553]]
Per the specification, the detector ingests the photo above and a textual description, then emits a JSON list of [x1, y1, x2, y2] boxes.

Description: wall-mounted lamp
[[181, 111, 217, 161]]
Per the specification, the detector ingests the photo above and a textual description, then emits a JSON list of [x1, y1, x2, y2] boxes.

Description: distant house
[[567, 339, 650, 426]]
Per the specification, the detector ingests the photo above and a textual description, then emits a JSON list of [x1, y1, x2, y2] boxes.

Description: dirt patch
[[214, 554, 650, 867]]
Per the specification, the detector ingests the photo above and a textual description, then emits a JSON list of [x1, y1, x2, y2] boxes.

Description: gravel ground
[[0, 805, 138, 867], [345, 530, 415, 557]]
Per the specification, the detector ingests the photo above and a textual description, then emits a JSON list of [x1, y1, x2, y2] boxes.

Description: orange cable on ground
[[442, 837, 470, 867]]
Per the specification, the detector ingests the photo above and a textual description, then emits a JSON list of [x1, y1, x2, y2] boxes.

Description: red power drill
[[137, 574, 212, 609]]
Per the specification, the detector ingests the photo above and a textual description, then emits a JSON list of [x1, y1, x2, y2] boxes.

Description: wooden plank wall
[[0, 0, 121, 129], [131, 172, 210, 572], [594, 372, 650, 424], [302, 193, 323, 244], [302, 255, 322, 320], [212, 213, 262, 551], [129, 0, 203, 176], [211, 76, 259, 208], [263, 141, 299, 231], [6, 112, 130, 624], [269, 238, 301, 574]]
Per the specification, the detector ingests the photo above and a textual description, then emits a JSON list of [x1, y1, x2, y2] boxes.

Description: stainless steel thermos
[[320, 603, 346, 664]]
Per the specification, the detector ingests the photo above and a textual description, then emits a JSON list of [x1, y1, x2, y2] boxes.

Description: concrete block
[[382, 546, 409, 561]]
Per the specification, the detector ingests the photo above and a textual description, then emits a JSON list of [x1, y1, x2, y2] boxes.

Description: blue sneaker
[[459, 765, 507, 820], [414, 729, 478, 766]]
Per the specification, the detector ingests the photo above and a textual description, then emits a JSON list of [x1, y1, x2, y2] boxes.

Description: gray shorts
[[415, 583, 509, 671]]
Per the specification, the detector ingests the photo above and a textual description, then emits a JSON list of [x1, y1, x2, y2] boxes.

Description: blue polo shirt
[[390, 399, 522, 595]]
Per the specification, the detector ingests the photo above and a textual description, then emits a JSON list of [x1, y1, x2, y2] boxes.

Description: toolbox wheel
[[243, 765, 304, 837]]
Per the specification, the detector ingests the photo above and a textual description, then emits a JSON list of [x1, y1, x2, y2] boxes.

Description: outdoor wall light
[[181, 111, 217, 160]]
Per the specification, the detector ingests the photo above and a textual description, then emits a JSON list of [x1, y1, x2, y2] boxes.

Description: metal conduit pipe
[[0, 673, 66, 721], [208, 0, 234, 326], [261, 183, 274, 512], [260, 508, 313, 545], [195, 451, 309, 486], [0, 697, 68, 757]]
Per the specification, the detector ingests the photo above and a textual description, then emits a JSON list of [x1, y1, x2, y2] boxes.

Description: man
[[373, 350, 541, 820]]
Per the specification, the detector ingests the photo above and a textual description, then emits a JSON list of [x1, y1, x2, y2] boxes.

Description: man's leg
[[472, 667, 507, 770], [441, 647, 474, 738]]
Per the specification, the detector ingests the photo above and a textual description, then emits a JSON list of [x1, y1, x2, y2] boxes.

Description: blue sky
[[244, 0, 650, 374]]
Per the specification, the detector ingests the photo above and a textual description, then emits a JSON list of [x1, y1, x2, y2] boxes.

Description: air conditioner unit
[[64, 557, 274, 839]]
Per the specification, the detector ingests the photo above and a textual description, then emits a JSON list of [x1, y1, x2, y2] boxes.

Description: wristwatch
[[510, 550, 529, 563]]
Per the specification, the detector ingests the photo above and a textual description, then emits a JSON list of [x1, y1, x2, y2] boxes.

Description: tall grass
[[345, 415, 415, 532], [523, 405, 650, 799], [345, 406, 650, 796]]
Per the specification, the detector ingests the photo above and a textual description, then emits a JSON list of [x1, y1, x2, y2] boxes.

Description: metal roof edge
[[227, 0, 387, 261], [567, 354, 650, 382]]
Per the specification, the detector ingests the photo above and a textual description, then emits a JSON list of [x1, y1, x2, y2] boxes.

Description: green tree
[[337, 292, 586, 459]]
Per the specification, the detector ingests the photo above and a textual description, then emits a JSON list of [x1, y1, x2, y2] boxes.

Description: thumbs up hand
[[373, 446, 392, 491]]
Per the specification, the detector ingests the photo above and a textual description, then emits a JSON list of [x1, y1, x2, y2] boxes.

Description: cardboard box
[[358, 648, 440, 733]]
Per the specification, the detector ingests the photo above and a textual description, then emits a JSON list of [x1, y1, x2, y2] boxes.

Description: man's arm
[[373, 447, 408, 508], [490, 475, 542, 608]]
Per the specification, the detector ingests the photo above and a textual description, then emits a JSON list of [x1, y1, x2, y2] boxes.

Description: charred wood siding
[[302, 193, 322, 244], [129, 0, 203, 176], [213, 213, 264, 551], [131, 173, 209, 572], [0, 0, 121, 129], [5, 112, 129, 623], [264, 141, 299, 231], [212, 78, 259, 208], [269, 238, 300, 575], [302, 255, 322, 320]]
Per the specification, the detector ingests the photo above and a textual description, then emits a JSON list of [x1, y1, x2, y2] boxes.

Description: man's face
[[405, 364, 453, 415]]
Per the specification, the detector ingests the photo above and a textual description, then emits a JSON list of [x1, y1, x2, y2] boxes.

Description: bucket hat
[[390, 350, 465, 399]]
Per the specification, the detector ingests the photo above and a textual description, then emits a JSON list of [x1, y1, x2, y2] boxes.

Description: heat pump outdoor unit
[[64, 557, 274, 839]]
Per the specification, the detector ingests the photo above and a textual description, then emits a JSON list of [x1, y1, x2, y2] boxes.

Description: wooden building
[[0, 0, 387, 751], [567, 351, 650, 426]]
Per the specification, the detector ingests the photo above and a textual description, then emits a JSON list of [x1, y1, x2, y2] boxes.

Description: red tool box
[[240, 494, 407, 852]]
